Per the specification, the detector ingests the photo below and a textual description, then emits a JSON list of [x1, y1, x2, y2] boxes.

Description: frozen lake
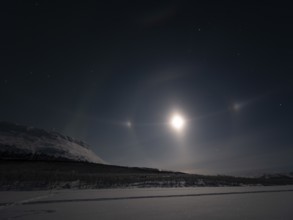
[[1, 186, 293, 219]]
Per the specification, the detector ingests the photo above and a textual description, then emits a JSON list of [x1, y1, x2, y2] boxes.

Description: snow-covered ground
[[1, 186, 293, 219]]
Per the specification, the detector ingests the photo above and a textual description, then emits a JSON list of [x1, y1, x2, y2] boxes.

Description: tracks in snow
[[1, 188, 293, 206]]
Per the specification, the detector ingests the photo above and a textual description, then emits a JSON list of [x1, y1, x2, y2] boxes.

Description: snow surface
[[1, 186, 293, 219], [0, 122, 104, 164]]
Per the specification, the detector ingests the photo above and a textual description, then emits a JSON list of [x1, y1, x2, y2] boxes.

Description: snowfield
[[1, 186, 293, 219]]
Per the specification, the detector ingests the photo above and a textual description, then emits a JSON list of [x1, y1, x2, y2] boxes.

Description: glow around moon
[[170, 114, 185, 131], [126, 121, 132, 128]]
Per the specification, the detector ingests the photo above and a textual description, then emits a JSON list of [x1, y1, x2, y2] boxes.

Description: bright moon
[[170, 114, 185, 130]]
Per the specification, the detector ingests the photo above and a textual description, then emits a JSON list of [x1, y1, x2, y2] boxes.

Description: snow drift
[[0, 122, 104, 164]]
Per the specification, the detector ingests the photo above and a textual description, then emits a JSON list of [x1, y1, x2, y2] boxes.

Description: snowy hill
[[0, 122, 104, 164]]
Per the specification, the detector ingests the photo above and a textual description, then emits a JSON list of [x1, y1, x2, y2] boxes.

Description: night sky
[[1, 1, 293, 175]]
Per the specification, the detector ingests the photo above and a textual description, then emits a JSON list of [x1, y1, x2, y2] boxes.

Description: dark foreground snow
[[1, 186, 293, 220]]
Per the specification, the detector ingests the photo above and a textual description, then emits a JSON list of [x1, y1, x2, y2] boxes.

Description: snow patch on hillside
[[0, 122, 104, 164]]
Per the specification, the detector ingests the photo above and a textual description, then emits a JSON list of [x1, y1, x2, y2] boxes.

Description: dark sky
[[1, 0, 293, 175]]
